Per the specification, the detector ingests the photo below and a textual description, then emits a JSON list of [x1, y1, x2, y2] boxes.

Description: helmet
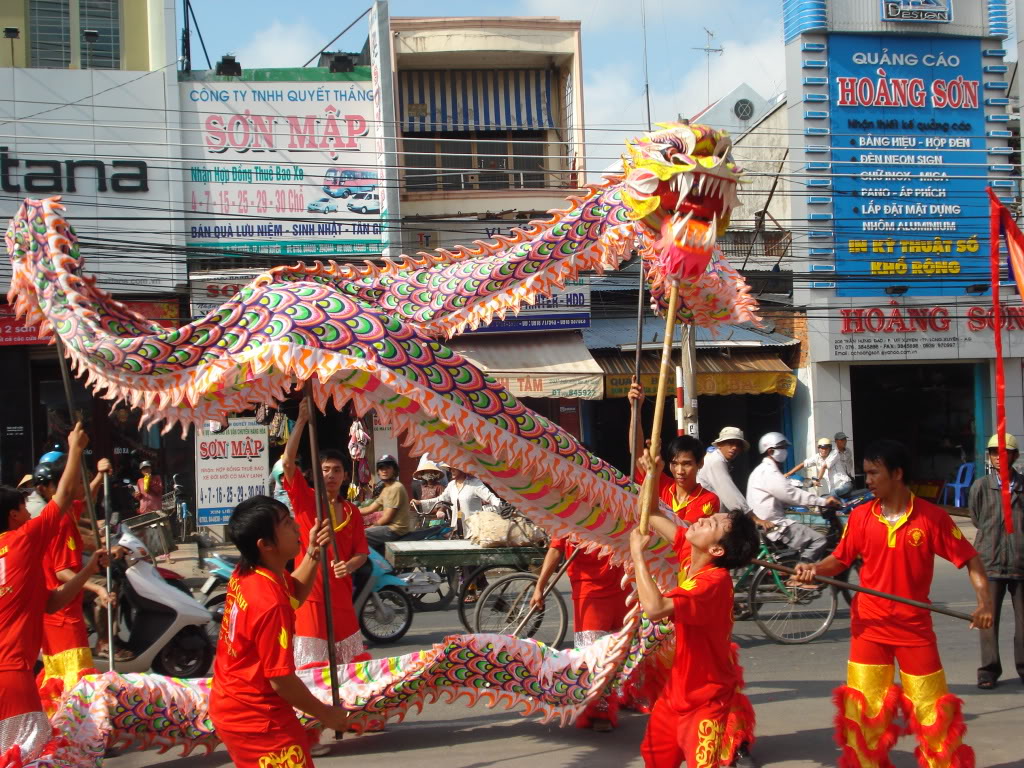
[[32, 462, 59, 486], [987, 433, 1020, 452], [757, 432, 790, 455], [376, 453, 399, 469], [38, 449, 66, 465]]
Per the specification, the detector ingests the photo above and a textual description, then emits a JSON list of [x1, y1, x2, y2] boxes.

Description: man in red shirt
[[635, 434, 721, 525], [630, 506, 758, 768], [37, 456, 115, 705], [211, 495, 347, 768], [0, 423, 107, 765], [530, 536, 630, 731], [795, 440, 993, 768]]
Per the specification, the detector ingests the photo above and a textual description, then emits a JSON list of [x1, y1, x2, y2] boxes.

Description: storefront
[[807, 294, 1024, 494]]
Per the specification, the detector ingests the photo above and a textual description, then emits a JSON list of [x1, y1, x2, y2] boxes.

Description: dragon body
[[4, 123, 757, 768]]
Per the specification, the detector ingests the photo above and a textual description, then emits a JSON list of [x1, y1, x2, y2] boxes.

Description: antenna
[[640, 0, 652, 130], [692, 27, 723, 106]]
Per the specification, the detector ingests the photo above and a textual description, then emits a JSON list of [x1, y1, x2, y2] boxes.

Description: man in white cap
[[969, 433, 1024, 689], [697, 427, 753, 516]]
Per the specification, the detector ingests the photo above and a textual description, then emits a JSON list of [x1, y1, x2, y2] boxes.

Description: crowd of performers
[[1, 394, 1017, 768]]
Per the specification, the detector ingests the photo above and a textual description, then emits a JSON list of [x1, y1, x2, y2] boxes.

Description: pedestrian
[[794, 439, 993, 768], [969, 433, 1024, 689], [281, 402, 368, 669], [784, 438, 833, 491], [0, 423, 107, 765], [359, 455, 412, 553], [210, 496, 348, 767], [435, 465, 502, 536], [267, 457, 292, 511], [747, 432, 840, 564], [530, 537, 630, 732], [410, 456, 447, 521], [831, 432, 856, 495], [134, 460, 163, 514], [698, 428, 754, 516], [629, 506, 758, 768]]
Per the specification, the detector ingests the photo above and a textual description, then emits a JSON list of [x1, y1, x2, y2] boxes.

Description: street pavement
[[109, 521, 1024, 768]]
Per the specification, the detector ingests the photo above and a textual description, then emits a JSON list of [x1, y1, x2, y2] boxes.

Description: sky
[[186, 0, 789, 165]]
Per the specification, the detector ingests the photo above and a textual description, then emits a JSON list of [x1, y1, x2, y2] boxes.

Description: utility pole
[[691, 28, 723, 105], [680, 324, 698, 436]]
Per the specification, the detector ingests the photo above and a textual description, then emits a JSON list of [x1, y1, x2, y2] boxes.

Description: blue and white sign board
[[195, 417, 270, 525], [829, 34, 988, 296], [464, 279, 590, 333]]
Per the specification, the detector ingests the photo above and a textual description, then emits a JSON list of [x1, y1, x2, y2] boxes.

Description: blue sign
[[829, 34, 986, 296], [462, 280, 590, 333]]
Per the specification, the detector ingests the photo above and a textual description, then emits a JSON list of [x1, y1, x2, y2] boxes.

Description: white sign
[[180, 71, 384, 260], [189, 271, 263, 319], [194, 418, 271, 525], [809, 295, 1024, 362]]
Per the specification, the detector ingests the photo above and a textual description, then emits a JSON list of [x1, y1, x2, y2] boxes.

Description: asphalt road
[[109, 528, 1024, 768]]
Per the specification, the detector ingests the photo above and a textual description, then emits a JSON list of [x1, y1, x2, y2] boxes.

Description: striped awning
[[399, 70, 555, 132]]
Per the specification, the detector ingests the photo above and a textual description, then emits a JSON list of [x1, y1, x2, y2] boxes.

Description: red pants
[[218, 721, 313, 768], [849, 637, 942, 675], [0, 671, 42, 719], [641, 697, 731, 768]]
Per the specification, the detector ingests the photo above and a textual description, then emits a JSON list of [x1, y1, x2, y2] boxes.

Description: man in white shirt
[[696, 426, 752, 515], [829, 432, 855, 497], [746, 432, 840, 562]]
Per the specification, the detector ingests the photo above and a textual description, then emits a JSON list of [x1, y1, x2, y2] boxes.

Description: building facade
[[782, 0, 1022, 491]]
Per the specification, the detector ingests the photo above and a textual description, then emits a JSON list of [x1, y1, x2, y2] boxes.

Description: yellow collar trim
[[873, 493, 916, 548], [254, 567, 300, 610]]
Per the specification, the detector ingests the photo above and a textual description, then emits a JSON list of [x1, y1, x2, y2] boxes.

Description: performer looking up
[[281, 400, 368, 667], [630, 506, 758, 768], [530, 536, 629, 732], [210, 496, 346, 768], [0, 423, 107, 765], [794, 440, 993, 768]]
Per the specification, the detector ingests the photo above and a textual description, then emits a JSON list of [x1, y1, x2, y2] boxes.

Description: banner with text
[[194, 418, 270, 525], [829, 34, 991, 296], [181, 69, 384, 262]]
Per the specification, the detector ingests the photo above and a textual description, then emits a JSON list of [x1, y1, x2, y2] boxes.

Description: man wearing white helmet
[[746, 432, 840, 563]]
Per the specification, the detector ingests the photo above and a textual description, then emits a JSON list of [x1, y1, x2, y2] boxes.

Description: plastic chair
[[939, 463, 975, 507]]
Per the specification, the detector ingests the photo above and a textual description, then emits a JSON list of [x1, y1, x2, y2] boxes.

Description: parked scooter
[[97, 528, 215, 677]]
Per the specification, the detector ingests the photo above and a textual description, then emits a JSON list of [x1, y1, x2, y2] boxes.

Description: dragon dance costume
[[831, 495, 978, 768]]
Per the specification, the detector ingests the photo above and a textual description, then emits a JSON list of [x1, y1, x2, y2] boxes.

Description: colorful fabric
[[210, 567, 299, 734], [832, 496, 978, 646], [284, 472, 365, 646], [641, 697, 731, 768]]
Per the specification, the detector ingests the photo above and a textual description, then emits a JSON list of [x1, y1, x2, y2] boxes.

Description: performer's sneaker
[[731, 745, 758, 768], [310, 743, 332, 757]]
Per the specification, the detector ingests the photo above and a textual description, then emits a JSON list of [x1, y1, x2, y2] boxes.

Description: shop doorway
[[849, 363, 975, 496]]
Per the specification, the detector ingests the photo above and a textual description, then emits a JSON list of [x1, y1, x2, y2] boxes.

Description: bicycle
[[472, 569, 569, 648]]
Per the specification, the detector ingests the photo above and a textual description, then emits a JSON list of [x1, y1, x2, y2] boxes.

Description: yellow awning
[[447, 332, 604, 400], [597, 349, 796, 398]]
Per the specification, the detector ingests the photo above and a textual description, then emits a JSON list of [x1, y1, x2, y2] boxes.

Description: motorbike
[[94, 528, 215, 677]]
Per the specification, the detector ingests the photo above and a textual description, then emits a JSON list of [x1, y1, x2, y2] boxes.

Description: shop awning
[[446, 332, 604, 400], [399, 69, 555, 131], [597, 349, 797, 398]]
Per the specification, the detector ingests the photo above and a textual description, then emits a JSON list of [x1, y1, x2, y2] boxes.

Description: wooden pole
[[53, 336, 102, 552], [638, 283, 681, 534], [752, 559, 974, 622], [103, 472, 114, 674], [303, 382, 343, 735]]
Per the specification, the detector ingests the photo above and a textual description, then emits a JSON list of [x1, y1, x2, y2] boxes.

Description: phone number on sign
[[198, 484, 266, 506]]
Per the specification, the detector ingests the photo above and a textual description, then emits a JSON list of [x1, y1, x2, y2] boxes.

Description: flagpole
[[988, 187, 1014, 533]]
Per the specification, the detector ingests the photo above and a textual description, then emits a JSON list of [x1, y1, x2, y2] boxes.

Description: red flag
[[987, 187, 1016, 534]]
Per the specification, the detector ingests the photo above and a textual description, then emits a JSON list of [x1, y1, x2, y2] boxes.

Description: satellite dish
[[734, 98, 755, 120]]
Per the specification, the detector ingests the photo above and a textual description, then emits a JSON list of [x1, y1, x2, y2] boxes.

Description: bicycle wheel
[[456, 565, 518, 631], [749, 561, 838, 644], [473, 572, 568, 648]]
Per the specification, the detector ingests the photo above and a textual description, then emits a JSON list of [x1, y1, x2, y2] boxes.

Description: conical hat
[[414, 454, 442, 478]]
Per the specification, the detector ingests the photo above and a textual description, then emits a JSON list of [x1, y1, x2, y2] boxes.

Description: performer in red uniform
[[638, 444, 757, 768], [281, 400, 369, 668], [0, 423, 106, 765], [531, 536, 630, 730], [210, 495, 346, 768], [37, 457, 113, 707], [630, 508, 758, 768], [795, 440, 993, 768]]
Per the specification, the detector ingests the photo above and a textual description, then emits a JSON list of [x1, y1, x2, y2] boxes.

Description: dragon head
[[621, 122, 743, 282]]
